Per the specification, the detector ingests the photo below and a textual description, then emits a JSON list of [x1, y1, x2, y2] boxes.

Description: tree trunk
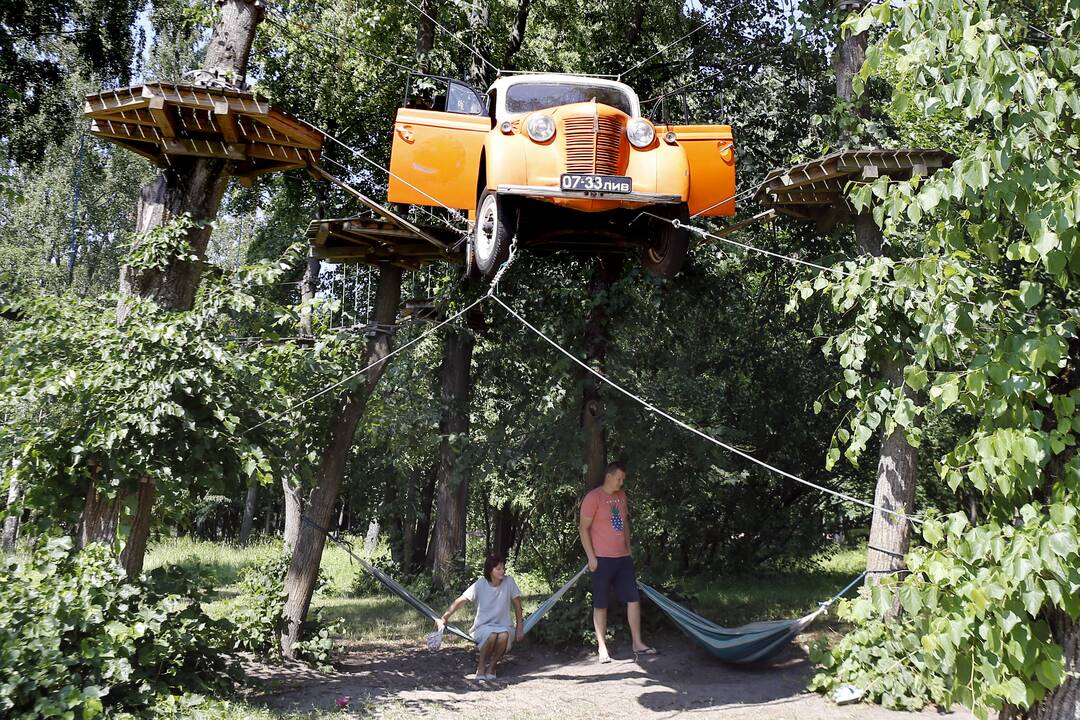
[[96, 0, 264, 576], [581, 255, 622, 488], [467, 0, 491, 89], [836, 10, 920, 586], [863, 362, 918, 584], [2, 474, 22, 553], [492, 501, 515, 559], [119, 478, 155, 576], [430, 324, 476, 588], [502, 0, 532, 68], [413, 462, 437, 572], [856, 213, 918, 592], [239, 478, 259, 544], [299, 255, 321, 336], [78, 478, 120, 550], [1027, 606, 1079, 719], [364, 519, 380, 554], [280, 266, 402, 657], [282, 474, 303, 551], [415, 0, 438, 74]]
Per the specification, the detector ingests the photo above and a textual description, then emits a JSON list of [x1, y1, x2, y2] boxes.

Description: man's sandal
[[634, 646, 659, 659], [597, 653, 612, 664]]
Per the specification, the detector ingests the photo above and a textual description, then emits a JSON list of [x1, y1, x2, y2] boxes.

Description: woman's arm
[[512, 595, 525, 641], [436, 595, 470, 629]]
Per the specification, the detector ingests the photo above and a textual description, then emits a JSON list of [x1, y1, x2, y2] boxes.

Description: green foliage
[[0, 537, 238, 719], [801, 0, 1080, 716], [126, 214, 205, 273], [232, 552, 338, 669], [0, 252, 304, 534]]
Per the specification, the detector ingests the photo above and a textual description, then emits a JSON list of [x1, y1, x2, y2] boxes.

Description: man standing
[[579, 460, 657, 663]]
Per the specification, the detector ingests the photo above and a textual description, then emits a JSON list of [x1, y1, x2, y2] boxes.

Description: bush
[[0, 537, 238, 719], [232, 552, 338, 669], [348, 553, 402, 597]]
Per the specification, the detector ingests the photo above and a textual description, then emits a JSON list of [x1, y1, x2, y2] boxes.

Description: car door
[[669, 124, 736, 217], [388, 76, 491, 211]]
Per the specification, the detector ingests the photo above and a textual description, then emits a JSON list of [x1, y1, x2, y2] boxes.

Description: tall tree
[[281, 265, 403, 656], [832, 0, 918, 587], [429, 305, 479, 586], [79, 0, 266, 578]]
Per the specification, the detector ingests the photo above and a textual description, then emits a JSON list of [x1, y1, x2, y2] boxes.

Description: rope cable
[[487, 293, 923, 524], [264, 10, 415, 73], [241, 294, 487, 434], [619, 11, 723, 80], [402, 0, 499, 74]]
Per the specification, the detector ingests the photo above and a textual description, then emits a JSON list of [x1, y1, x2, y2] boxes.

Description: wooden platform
[[755, 149, 953, 227], [84, 82, 323, 182], [307, 217, 463, 268]]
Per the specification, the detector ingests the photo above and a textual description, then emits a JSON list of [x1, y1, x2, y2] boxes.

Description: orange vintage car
[[387, 73, 735, 278]]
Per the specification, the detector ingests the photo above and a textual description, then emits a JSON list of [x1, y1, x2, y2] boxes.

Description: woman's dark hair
[[483, 554, 505, 581]]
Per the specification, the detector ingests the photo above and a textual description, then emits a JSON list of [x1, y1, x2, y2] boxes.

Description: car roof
[[489, 74, 634, 95], [488, 74, 640, 117]]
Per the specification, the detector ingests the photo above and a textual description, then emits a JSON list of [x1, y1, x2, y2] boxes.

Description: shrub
[[0, 537, 238, 719], [232, 552, 338, 668]]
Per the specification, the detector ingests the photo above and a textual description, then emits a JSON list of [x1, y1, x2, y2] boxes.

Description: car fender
[[483, 131, 528, 194]]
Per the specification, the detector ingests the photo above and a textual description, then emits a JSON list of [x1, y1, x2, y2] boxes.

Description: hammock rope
[[302, 515, 588, 643], [638, 571, 866, 664]]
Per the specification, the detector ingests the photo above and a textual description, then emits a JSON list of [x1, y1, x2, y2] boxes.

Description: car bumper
[[497, 184, 682, 204]]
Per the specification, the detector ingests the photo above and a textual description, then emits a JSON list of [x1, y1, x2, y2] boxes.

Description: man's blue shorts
[[591, 556, 640, 609]]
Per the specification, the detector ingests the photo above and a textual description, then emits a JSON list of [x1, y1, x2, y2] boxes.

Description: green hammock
[[307, 516, 587, 643], [357, 553, 588, 643], [637, 572, 866, 664]]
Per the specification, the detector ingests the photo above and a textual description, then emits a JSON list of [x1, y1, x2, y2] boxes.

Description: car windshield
[[505, 82, 634, 115]]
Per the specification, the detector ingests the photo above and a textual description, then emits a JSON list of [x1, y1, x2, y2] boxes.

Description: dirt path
[[246, 634, 971, 720]]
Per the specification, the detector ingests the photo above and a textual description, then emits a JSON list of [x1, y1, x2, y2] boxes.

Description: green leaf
[[904, 366, 928, 391], [1019, 281, 1044, 309]]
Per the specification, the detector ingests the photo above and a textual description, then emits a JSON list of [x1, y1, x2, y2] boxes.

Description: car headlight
[[526, 114, 555, 142], [627, 119, 655, 148]]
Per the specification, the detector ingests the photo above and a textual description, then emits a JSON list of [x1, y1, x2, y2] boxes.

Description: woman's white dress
[[464, 575, 521, 650]]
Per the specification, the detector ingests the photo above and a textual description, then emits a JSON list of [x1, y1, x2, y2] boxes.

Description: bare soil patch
[[244, 634, 972, 719]]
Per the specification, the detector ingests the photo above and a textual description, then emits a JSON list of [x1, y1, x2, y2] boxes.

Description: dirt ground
[[245, 634, 973, 720]]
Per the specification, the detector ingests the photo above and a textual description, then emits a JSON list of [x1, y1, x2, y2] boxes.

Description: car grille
[[563, 115, 625, 175]]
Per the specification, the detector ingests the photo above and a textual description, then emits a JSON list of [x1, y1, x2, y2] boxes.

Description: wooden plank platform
[[85, 83, 323, 182], [755, 149, 953, 227], [307, 217, 464, 269]]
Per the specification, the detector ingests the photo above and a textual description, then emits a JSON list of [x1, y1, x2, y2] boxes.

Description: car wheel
[[642, 204, 690, 279], [472, 190, 515, 277]]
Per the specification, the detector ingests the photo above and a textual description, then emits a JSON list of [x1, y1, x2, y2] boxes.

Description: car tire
[[642, 204, 690, 279], [471, 190, 516, 278]]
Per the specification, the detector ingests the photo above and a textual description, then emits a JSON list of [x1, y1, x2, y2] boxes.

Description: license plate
[[560, 174, 632, 193]]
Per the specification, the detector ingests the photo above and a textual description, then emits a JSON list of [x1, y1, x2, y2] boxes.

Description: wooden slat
[[214, 99, 239, 143], [247, 143, 310, 164], [147, 96, 177, 138], [164, 138, 246, 160], [91, 120, 163, 143], [107, 138, 163, 164]]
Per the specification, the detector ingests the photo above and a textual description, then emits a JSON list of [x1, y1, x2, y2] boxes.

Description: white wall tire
[[471, 190, 515, 277]]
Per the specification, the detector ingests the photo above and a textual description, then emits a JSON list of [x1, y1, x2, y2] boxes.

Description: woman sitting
[[436, 554, 524, 681]]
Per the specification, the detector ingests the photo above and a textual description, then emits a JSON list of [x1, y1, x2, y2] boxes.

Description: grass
[[682, 546, 866, 627]]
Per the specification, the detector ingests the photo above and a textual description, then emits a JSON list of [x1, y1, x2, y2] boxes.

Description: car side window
[[404, 74, 485, 116], [447, 81, 484, 115]]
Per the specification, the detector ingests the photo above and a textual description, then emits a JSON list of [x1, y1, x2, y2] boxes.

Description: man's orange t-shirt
[[580, 487, 630, 558]]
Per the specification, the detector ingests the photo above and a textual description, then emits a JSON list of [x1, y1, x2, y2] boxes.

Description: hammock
[[637, 572, 866, 664], [308, 516, 587, 643]]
